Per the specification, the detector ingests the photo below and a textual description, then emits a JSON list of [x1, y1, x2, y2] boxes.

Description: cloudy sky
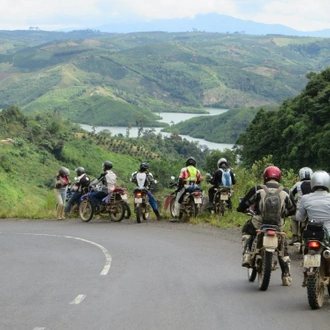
[[1, 0, 329, 32]]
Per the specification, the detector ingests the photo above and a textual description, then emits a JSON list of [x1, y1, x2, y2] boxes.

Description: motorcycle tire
[[136, 205, 142, 223], [187, 197, 198, 219], [79, 199, 94, 222], [169, 198, 176, 218], [307, 270, 324, 309], [258, 251, 272, 291], [247, 267, 257, 282], [220, 201, 226, 216], [109, 201, 125, 222]]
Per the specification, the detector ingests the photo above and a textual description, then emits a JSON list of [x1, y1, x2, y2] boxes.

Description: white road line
[[33, 327, 46, 330], [70, 294, 86, 305], [0, 232, 112, 275]]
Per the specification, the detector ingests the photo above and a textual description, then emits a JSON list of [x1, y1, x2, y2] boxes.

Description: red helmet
[[263, 166, 281, 182]]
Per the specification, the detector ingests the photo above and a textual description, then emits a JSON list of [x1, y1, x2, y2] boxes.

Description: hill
[[0, 30, 330, 134]]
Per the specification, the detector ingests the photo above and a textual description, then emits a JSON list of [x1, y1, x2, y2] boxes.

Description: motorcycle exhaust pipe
[[322, 250, 330, 259]]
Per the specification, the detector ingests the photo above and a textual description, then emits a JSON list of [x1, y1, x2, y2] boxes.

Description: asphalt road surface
[[0, 218, 329, 330]]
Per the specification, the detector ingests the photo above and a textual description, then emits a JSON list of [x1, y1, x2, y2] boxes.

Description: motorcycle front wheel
[[307, 270, 324, 309], [258, 251, 272, 291], [109, 201, 125, 222], [79, 199, 94, 222]]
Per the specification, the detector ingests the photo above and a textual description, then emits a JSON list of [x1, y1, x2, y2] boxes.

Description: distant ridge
[[95, 13, 330, 38]]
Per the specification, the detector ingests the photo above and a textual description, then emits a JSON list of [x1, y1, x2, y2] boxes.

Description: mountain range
[[93, 13, 330, 38]]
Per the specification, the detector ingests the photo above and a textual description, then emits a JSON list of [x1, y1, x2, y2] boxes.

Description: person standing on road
[[54, 166, 70, 220]]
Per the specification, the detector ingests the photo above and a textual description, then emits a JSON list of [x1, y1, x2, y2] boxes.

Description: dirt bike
[[210, 186, 233, 216], [243, 211, 285, 291], [133, 187, 151, 223], [301, 220, 330, 309], [79, 178, 127, 222], [165, 176, 203, 221]]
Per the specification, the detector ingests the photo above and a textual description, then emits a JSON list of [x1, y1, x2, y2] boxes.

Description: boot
[[289, 234, 299, 246], [56, 205, 63, 220], [154, 210, 162, 221], [280, 256, 292, 286], [241, 234, 251, 267]]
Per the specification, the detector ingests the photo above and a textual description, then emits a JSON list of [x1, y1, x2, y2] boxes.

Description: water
[[78, 108, 235, 151]]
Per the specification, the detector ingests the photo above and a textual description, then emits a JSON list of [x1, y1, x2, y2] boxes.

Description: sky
[[1, 0, 330, 32]]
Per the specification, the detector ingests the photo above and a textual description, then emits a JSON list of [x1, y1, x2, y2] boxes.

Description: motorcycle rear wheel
[[258, 251, 272, 291], [307, 270, 324, 309], [79, 200, 94, 222], [136, 205, 142, 223], [187, 197, 198, 220], [109, 201, 125, 222]]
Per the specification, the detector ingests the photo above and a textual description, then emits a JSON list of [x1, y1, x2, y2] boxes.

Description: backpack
[[220, 169, 232, 187], [258, 185, 285, 225]]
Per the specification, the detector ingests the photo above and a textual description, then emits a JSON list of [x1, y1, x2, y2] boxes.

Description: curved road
[[0, 218, 329, 330]]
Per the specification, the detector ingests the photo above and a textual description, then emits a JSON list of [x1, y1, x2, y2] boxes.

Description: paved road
[[0, 218, 329, 330]]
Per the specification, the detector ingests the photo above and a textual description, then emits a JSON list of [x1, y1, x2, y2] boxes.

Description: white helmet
[[299, 167, 313, 181], [311, 170, 330, 192], [217, 158, 227, 168]]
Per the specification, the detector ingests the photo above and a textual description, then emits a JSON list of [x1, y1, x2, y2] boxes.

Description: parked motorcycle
[[243, 210, 285, 291], [133, 186, 150, 223], [301, 220, 330, 309], [165, 176, 203, 221], [206, 173, 233, 216], [79, 178, 127, 222]]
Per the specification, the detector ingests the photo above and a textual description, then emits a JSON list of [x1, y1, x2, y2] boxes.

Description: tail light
[[266, 229, 276, 236], [135, 192, 142, 198], [308, 241, 320, 249], [193, 192, 201, 196]]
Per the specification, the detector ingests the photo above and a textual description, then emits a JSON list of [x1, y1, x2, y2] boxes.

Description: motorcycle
[[301, 220, 330, 309], [64, 180, 90, 216], [165, 176, 203, 221], [133, 186, 151, 223], [243, 210, 285, 291], [78, 178, 127, 222], [206, 173, 233, 216]]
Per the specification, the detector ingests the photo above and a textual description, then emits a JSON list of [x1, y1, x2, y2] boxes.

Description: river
[[79, 108, 234, 151]]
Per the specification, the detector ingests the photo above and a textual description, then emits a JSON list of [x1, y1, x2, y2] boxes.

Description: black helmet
[[186, 156, 196, 167], [75, 167, 85, 176], [59, 166, 70, 176], [140, 162, 149, 171], [103, 161, 113, 170]]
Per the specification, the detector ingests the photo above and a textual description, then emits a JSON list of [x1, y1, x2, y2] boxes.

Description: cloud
[[0, 0, 329, 31]]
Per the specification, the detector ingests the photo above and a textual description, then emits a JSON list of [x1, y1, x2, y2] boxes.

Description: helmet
[[217, 158, 228, 168], [263, 166, 281, 182], [311, 170, 330, 192], [299, 167, 313, 181], [139, 162, 149, 171], [59, 166, 70, 176], [75, 167, 85, 176], [102, 161, 113, 170], [186, 156, 196, 167]]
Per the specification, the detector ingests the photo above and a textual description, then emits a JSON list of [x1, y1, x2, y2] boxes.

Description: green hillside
[[0, 30, 330, 131]]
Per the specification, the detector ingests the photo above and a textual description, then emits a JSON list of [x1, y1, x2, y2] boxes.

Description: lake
[[79, 108, 235, 151]]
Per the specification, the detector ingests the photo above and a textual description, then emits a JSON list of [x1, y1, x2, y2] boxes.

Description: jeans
[[65, 191, 81, 214], [147, 191, 158, 212]]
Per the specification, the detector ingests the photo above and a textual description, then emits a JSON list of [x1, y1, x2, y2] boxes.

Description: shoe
[[241, 253, 251, 267], [282, 273, 292, 286], [170, 217, 179, 222]]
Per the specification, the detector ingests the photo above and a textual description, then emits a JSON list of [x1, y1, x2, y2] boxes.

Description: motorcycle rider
[[91, 161, 117, 211], [64, 166, 90, 217], [131, 162, 162, 220], [172, 156, 201, 221], [207, 157, 236, 211], [237, 165, 296, 286], [289, 167, 313, 245], [296, 170, 330, 234]]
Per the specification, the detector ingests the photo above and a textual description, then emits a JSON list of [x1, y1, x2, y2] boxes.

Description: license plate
[[304, 254, 321, 267], [121, 194, 128, 200], [263, 235, 278, 249], [135, 198, 142, 203], [220, 194, 229, 200], [194, 197, 202, 204]]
